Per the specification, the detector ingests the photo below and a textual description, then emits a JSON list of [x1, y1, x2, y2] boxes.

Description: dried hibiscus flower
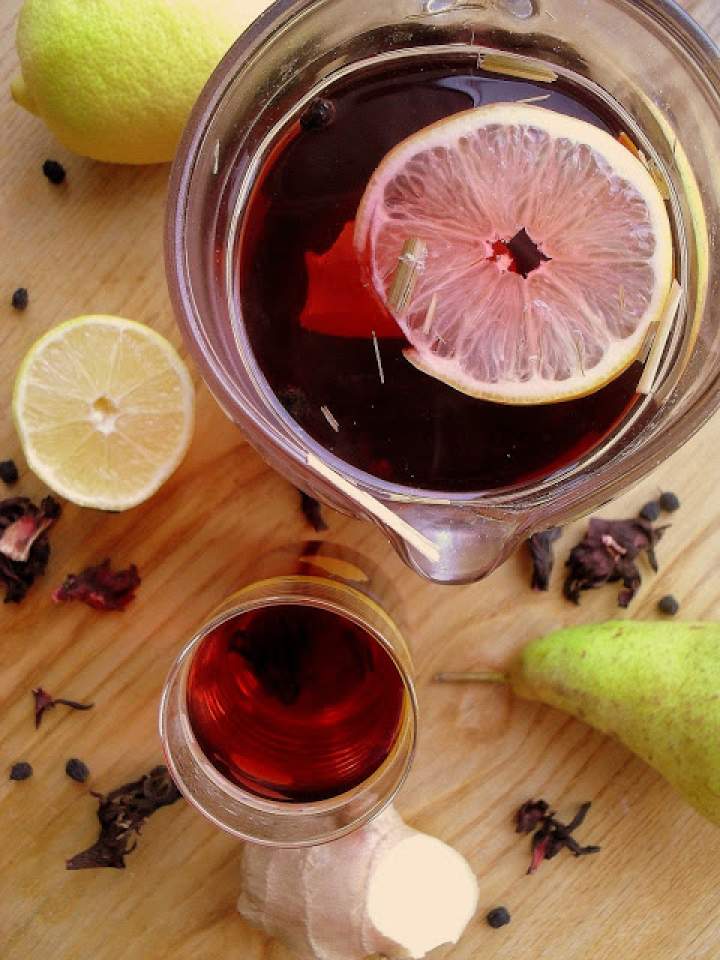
[[515, 798, 600, 875], [527, 527, 562, 591], [564, 517, 666, 608], [515, 799, 550, 834], [52, 559, 140, 611], [33, 686, 94, 729], [0, 496, 61, 603], [66, 765, 182, 870]]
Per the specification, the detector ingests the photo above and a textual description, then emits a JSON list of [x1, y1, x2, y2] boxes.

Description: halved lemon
[[355, 103, 674, 404], [13, 316, 195, 510]]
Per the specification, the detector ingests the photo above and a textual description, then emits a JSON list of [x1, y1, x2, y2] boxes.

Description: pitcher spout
[[382, 501, 528, 585]]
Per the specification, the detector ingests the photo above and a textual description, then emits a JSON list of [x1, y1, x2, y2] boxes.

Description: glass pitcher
[[165, 0, 720, 584]]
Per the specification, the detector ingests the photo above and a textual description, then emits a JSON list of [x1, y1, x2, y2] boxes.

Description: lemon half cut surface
[[355, 103, 674, 405], [13, 316, 195, 510]]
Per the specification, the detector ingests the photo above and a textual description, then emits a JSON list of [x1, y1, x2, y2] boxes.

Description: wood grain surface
[[1, 2, 719, 958]]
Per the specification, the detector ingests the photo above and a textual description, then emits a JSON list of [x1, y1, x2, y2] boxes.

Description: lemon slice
[[14, 316, 195, 510], [355, 103, 674, 405]]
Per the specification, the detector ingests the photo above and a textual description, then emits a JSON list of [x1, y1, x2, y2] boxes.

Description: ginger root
[[237, 805, 479, 960]]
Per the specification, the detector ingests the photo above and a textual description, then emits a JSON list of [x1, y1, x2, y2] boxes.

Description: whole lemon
[[11, 0, 272, 165]]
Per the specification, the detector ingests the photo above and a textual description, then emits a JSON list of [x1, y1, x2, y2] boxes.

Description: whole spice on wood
[[639, 500, 660, 522], [9, 761, 33, 781], [52, 559, 140, 611], [564, 517, 666, 608], [11, 288, 29, 311], [527, 527, 562, 591], [515, 798, 600, 875], [66, 758, 90, 783], [0, 496, 61, 603], [65, 765, 182, 870], [486, 907, 511, 929], [658, 595, 679, 616], [33, 686, 94, 729], [300, 491, 328, 532], [42, 159, 66, 184], [0, 460, 19, 486], [659, 491, 680, 513]]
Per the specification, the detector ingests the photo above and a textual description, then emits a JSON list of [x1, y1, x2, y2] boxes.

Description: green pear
[[441, 621, 720, 826]]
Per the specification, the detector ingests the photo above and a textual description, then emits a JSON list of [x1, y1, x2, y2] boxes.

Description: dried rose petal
[[53, 559, 140, 612], [527, 527, 562, 591], [564, 517, 666, 607]]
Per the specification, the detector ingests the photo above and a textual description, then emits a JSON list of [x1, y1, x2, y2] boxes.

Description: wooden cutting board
[[1, 2, 719, 957]]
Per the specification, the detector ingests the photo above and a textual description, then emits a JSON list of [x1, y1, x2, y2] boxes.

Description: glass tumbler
[[159, 542, 417, 846]]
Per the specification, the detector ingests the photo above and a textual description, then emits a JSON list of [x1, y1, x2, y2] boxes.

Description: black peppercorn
[[658, 595, 679, 616], [300, 98, 336, 132], [486, 907, 511, 929], [11, 288, 29, 311], [65, 758, 90, 783], [42, 159, 67, 185], [0, 460, 19, 485], [639, 500, 660, 522], [10, 761, 33, 781], [41, 495, 62, 519], [659, 491, 680, 513]]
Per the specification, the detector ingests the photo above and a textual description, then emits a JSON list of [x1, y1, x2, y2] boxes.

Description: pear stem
[[433, 671, 509, 684]]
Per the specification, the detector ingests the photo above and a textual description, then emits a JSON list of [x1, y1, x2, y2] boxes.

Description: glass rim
[[159, 583, 418, 846]]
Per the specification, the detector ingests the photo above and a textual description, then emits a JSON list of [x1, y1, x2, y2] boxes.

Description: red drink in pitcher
[[236, 55, 670, 493]]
